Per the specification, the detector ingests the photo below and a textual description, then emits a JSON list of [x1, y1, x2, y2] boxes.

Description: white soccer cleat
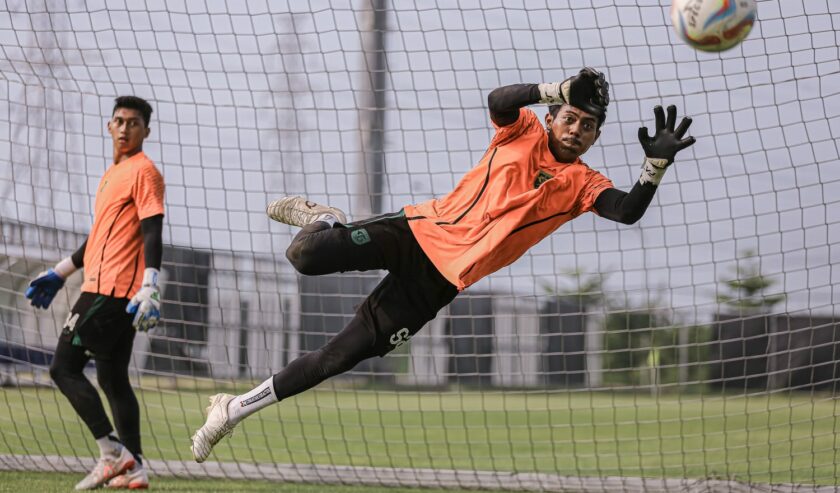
[[266, 196, 347, 227], [105, 462, 149, 490], [75, 446, 135, 490], [191, 393, 237, 463]]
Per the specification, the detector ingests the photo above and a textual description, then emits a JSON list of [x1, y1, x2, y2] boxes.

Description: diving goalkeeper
[[191, 67, 695, 462]]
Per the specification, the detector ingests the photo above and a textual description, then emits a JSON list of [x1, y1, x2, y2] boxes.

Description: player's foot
[[266, 196, 347, 227], [105, 462, 149, 490], [74, 446, 135, 490], [191, 393, 237, 463]]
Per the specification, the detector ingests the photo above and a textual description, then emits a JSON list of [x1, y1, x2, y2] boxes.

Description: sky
[[0, 0, 838, 322]]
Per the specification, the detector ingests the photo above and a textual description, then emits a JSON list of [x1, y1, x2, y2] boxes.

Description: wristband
[[53, 257, 78, 279], [538, 82, 568, 105], [141, 267, 160, 288], [638, 157, 670, 186]]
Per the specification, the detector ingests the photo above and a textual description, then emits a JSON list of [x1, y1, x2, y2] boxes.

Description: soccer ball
[[671, 0, 757, 52]]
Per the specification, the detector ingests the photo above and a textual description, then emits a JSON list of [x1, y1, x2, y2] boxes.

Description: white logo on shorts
[[63, 312, 80, 332], [389, 328, 411, 349]]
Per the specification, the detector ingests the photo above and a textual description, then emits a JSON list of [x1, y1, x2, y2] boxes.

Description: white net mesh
[[1, 0, 838, 490]]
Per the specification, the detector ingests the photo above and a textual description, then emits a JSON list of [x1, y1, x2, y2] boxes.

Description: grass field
[[1, 385, 837, 487], [0, 471, 469, 492]]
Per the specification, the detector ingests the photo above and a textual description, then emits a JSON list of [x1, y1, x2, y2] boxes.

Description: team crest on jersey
[[534, 170, 554, 188]]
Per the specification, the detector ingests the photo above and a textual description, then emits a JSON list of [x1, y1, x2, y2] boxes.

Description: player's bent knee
[[49, 363, 72, 388], [286, 241, 326, 276]]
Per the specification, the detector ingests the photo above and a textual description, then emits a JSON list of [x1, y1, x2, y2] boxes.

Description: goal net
[[1, 0, 838, 490]]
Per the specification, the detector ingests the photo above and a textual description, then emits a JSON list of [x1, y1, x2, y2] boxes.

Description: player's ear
[[594, 128, 601, 142], [144, 126, 150, 139], [544, 113, 553, 131]]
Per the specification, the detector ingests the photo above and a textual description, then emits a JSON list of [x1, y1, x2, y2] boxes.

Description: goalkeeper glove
[[637, 105, 696, 186], [538, 67, 610, 124], [126, 268, 161, 332], [25, 257, 77, 309]]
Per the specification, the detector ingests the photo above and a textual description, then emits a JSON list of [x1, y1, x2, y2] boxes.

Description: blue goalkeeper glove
[[25, 257, 78, 309], [126, 268, 161, 332], [25, 269, 66, 309]]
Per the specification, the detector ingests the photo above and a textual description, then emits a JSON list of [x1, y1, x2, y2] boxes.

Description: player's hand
[[638, 105, 695, 164], [539, 67, 610, 111], [25, 269, 66, 309], [126, 268, 161, 332]]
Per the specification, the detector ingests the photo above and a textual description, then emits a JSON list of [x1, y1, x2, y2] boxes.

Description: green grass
[[1, 385, 838, 486], [0, 471, 466, 492]]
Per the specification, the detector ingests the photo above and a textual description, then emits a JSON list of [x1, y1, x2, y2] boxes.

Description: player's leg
[[284, 208, 411, 276], [95, 313, 146, 485], [50, 320, 135, 490], [49, 332, 115, 444], [190, 311, 379, 463], [190, 261, 457, 463]]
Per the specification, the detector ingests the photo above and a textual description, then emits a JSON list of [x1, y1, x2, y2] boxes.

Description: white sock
[[315, 213, 338, 227], [96, 435, 122, 458], [227, 377, 278, 425]]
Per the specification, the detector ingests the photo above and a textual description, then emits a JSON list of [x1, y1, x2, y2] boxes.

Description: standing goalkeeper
[[191, 67, 695, 462], [25, 96, 164, 490]]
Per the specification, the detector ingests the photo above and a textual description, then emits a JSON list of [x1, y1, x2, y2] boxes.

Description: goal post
[[1, 1, 838, 490]]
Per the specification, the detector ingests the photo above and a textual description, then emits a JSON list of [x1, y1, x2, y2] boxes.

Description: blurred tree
[[717, 249, 785, 314]]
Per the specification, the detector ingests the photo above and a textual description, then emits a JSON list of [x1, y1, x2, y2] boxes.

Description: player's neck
[[113, 147, 143, 164]]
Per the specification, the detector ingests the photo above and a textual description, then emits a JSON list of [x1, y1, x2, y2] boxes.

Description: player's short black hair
[[113, 96, 153, 127]]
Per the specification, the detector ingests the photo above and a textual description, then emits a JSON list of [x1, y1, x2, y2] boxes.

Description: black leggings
[[273, 221, 384, 400], [50, 322, 141, 457], [274, 216, 456, 400], [272, 315, 378, 401]]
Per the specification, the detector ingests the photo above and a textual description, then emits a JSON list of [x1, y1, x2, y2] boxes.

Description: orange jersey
[[81, 152, 164, 298], [404, 108, 613, 290]]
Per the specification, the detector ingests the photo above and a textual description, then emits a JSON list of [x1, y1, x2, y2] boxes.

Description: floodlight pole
[[357, 0, 387, 216]]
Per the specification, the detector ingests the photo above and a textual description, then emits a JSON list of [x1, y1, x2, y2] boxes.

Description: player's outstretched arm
[[127, 214, 163, 331], [24, 239, 87, 309], [594, 105, 695, 225], [488, 68, 609, 127]]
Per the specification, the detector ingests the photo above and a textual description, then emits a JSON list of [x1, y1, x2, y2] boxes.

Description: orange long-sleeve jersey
[[404, 108, 613, 291]]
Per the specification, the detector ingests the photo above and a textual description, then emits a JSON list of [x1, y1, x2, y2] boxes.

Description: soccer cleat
[[105, 463, 149, 490], [266, 196, 347, 227], [191, 393, 237, 463], [74, 446, 135, 490]]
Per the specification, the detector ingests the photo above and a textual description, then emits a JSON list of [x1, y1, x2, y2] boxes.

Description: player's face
[[545, 105, 600, 163], [108, 107, 149, 155]]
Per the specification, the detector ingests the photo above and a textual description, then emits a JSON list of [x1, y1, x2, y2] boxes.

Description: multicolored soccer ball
[[671, 0, 757, 52]]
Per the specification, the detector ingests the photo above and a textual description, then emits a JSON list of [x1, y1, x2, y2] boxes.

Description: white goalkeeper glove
[[126, 268, 161, 332]]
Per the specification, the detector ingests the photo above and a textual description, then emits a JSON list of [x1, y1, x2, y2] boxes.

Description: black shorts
[[343, 211, 458, 356], [61, 292, 135, 358]]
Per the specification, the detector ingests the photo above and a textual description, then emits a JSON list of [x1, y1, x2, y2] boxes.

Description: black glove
[[570, 67, 610, 117], [539, 67, 610, 124], [638, 105, 695, 164]]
